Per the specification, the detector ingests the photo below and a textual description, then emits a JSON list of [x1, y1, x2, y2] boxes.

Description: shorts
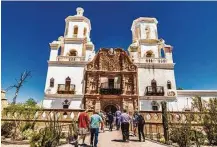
[[78, 128, 88, 135]]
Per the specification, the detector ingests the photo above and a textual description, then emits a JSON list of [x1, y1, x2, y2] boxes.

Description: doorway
[[108, 79, 114, 88], [104, 105, 117, 114]]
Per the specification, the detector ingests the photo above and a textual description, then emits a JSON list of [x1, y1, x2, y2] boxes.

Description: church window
[[161, 48, 165, 58], [151, 79, 157, 87], [65, 77, 71, 91], [151, 101, 159, 111], [62, 99, 70, 109], [151, 79, 157, 93], [73, 25, 78, 36], [50, 78, 54, 87], [167, 81, 172, 89], [83, 27, 87, 36], [145, 26, 151, 39]]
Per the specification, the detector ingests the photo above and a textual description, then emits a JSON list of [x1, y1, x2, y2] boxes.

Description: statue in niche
[[145, 26, 151, 39], [89, 77, 97, 92], [86, 99, 94, 110]]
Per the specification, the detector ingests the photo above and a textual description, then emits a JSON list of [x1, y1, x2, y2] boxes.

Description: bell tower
[[48, 7, 95, 62], [128, 17, 177, 111]]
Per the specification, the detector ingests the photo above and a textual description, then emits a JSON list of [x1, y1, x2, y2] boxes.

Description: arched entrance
[[104, 105, 117, 114]]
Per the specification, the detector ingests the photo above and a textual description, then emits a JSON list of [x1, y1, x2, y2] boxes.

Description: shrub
[[22, 129, 35, 140], [1, 122, 14, 137], [159, 137, 165, 144]]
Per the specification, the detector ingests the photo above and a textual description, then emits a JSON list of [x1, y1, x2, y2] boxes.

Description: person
[[132, 111, 139, 136], [135, 111, 145, 142], [120, 109, 131, 142], [90, 110, 103, 147], [77, 109, 90, 145], [107, 111, 114, 131], [98, 110, 105, 132], [115, 109, 122, 130]]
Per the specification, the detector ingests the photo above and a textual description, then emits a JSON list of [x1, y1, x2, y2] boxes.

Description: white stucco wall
[[44, 65, 84, 95], [43, 99, 82, 109], [139, 91, 217, 111], [138, 68, 177, 96], [49, 49, 58, 61]]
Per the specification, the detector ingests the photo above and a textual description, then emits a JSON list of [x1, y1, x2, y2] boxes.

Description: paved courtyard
[[1, 129, 167, 147], [60, 128, 167, 147]]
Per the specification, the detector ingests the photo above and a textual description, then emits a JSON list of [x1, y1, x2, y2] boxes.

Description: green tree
[[25, 98, 37, 107]]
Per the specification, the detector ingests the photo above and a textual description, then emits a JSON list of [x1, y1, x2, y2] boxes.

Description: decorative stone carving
[[86, 99, 95, 110], [86, 75, 98, 94], [167, 91, 175, 96]]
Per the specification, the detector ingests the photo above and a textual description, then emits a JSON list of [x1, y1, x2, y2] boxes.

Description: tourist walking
[[132, 111, 139, 136], [98, 110, 105, 132], [78, 109, 90, 145], [135, 111, 146, 142], [107, 111, 114, 131], [115, 109, 122, 130], [120, 109, 131, 142], [90, 110, 103, 147]]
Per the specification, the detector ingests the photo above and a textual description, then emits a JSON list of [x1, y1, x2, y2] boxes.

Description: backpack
[[137, 114, 145, 125]]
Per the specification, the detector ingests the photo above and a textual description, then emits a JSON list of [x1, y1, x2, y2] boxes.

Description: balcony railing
[[145, 86, 164, 96], [57, 84, 75, 94], [138, 58, 167, 64], [57, 56, 85, 62], [100, 82, 122, 95]]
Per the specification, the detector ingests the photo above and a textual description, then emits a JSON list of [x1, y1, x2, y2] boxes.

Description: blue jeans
[[90, 128, 99, 147]]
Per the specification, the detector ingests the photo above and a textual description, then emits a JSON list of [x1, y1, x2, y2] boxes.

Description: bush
[[159, 137, 165, 144], [22, 129, 34, 140], [1, 122, 14, 137], [169, 125, 192, 147]]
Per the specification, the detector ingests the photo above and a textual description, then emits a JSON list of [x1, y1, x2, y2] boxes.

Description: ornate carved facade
[[84, 48, 138, 112]]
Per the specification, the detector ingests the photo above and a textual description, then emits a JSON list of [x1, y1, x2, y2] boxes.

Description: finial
[[76, 7, 84, 16]]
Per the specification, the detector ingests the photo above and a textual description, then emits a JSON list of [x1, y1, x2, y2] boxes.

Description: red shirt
[[78, 112, 89, 128]]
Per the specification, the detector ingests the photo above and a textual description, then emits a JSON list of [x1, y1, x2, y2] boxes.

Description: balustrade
[[138, 58, 167, 63], [56, 56, 85, 62]]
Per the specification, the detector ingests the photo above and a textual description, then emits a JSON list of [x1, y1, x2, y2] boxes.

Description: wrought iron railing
[[145, 86, 164, 96], [100, 82, 122, 95], [57, 84, 75, 94]]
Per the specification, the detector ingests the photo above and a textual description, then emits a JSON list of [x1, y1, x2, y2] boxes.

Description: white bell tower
[[128, 17, 177, 111]]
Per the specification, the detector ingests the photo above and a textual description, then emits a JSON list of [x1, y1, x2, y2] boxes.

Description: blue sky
[[2, 2, 217, 103]]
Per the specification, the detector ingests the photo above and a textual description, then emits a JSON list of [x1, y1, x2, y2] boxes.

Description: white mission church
[[42, 7, 217, 112]]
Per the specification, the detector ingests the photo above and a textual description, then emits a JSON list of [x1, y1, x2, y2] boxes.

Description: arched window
[[50, 78, 54, 87], [68, 49, 77, 56], [62, 99, 70, 109], [151, 79, 157, 87], [83, 27, 87, 36], [65, 77, 71, 91], [146, 50, 154, 58], [160, 48, 165, 58], [151, 79, 157, 93], [167, 81, 172, 89], [151, 101, 159, 111], [73, 25, 78, 37], [145, 26, 151, 39]]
